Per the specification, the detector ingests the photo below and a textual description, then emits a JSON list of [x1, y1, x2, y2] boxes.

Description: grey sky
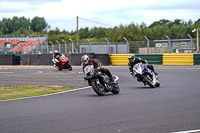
[[0, 0, 199, 32]]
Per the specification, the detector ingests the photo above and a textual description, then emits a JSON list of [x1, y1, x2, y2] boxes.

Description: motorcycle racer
[[81, 55, 116, 86], [128, 53, 158, 77], [52, 50, 62, 68]]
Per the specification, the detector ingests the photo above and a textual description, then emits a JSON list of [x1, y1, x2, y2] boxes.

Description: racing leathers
[[53, 53, 62, 68]]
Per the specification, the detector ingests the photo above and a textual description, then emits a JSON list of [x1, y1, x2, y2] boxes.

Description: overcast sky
[[0, 0, 199, 32]]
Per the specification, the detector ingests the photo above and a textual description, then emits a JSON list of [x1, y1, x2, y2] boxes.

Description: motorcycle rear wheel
[[91, 80, 105, 96], [143, 75, 155, 88]]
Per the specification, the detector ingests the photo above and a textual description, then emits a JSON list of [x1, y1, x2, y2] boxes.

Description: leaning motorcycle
[[83, 65, 120, 96], [133, 63, 160, 88], [52, 54, 72, 71]]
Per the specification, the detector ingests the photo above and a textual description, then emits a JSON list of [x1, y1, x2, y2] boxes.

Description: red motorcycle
[[53, 54, 72, 71]]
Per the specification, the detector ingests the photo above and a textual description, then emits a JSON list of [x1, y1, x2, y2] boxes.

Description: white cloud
[[0, 0, 200, 31]]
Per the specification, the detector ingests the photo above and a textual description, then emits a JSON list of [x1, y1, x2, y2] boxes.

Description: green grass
[[0, 85, 77, 100]]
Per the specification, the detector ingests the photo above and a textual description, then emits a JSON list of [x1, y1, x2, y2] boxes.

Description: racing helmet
[[128, 54, 135, 62], [54, 50, 59, 54], [81, 55, 89, 65]]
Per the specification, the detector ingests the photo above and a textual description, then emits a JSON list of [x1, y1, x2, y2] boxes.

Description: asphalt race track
[[0, 65, 200, 133]]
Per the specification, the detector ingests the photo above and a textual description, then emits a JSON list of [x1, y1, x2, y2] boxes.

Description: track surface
[[0, 65, 200, 133]]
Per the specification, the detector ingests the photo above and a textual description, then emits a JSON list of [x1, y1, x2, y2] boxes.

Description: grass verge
[[0, 85, 77, 100]]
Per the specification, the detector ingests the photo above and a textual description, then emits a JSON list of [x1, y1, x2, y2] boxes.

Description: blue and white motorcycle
[[133, 63, 160, 88]]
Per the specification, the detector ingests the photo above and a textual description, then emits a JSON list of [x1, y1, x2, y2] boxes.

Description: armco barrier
[[163, 54, 194, 65], [136, 54, 162, 65], [109, 54, 162, 65], [109, 54, 129, 65], [194, 54, 200, 65]]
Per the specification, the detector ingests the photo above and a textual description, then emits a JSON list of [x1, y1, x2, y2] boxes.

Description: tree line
[[0, 16, 200, 45]]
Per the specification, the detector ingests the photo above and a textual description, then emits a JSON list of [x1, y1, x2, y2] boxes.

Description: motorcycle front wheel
[[57, 66, 62, 71], [66, 63, 72, 71], [111, 84, 120, 94], [143, 75, 155, 88], [91, 80, 105, 96]]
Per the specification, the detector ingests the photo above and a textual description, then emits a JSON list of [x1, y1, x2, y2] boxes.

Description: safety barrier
[[0, 54, 20, 65], [109, 54, 129, 65], [0, 53, 199, 65], [136, 54, 162, 65], [162, 54, 194, 65], [194, 54, 200, 65], [22, 53, 111, 66], [109, 54, 163, 65]]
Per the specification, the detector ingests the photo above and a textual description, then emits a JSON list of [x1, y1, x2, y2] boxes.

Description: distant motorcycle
[[133, 63, 160, 88], [83, 65, 120, 96], [52, 54, 72, 71]]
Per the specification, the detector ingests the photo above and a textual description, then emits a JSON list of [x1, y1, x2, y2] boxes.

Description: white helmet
[[81, 55, 89, 65]]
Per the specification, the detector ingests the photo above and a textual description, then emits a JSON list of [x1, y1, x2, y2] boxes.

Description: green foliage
[[0, 17, 200, 45], [0, 16, 49, 35], [0, 85, 77, 100], [31, 16, 50, 32]]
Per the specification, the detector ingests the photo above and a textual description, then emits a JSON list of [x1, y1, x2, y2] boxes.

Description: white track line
[[171, 129, 200, 133], [0, 72, 14, 73]]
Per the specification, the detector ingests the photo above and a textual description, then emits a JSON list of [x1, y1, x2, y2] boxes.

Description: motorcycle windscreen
[[133, 63, 143, 75], [84, 65, 94, 74]]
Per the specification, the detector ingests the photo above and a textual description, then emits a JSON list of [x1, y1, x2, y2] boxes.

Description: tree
[[79, 27, 89, 39], [31, 16, 49, 32], [149, 19, 171, 28]]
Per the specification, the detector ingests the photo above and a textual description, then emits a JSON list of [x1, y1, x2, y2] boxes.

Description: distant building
[[153, 39, 193, 53], [139, 47, 155, 54], [79, 42, 129, 54]]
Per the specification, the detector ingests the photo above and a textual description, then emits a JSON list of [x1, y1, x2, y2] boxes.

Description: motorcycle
[[52, 54, 72, 71], [133, 63, 160, 88], [83, 65, 120, 96]]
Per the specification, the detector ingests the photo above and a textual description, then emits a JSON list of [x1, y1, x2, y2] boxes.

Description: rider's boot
[[149, 65, 158, 75], [154, 71, 158, 75], [152, 67, 158, 75], [110, 76, 117, 85]]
